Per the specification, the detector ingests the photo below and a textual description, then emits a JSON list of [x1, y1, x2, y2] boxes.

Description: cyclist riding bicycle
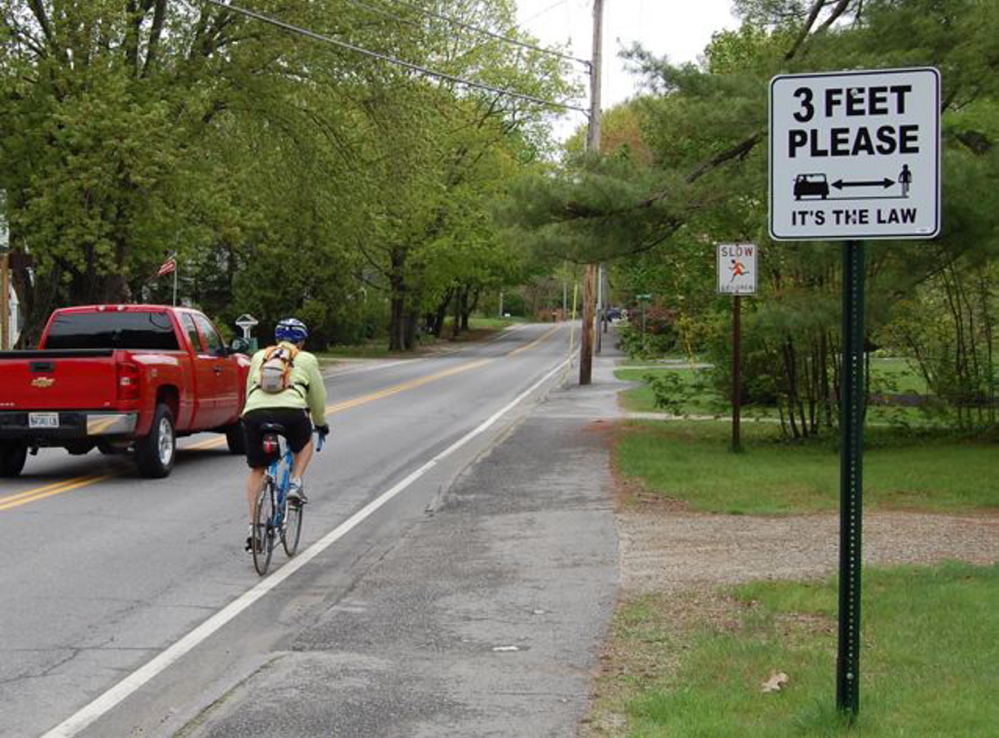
[[242, 318, 328, 552]]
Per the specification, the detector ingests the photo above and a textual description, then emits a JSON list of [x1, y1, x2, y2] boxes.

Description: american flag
[[156, 257, 176, 277]]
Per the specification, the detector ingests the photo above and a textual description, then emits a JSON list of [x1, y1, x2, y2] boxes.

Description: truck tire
[[225, 421, 246, 455], [0, 442, 28, 478], [136, 404, 176, 478]]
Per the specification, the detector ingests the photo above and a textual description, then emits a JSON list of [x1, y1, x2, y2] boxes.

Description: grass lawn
[[614, 421, 999, 514], [604, 562, 998, 737], [616, 366, 722, 417], [869, 357, 929, 395], [602, 370, 997, 736]]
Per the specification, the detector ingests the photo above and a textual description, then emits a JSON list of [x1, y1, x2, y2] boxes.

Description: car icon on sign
[[793, 173, 829, 200]]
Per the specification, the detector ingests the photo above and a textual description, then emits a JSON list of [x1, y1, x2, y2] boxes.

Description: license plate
[[29, 412, 59, 429]]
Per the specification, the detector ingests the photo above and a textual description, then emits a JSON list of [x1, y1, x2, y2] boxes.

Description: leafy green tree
[[0, 0, 351, 341], [507, 0, 998, 434]]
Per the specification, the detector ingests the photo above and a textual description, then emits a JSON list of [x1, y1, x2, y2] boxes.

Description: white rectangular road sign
[[717, 243, 757, 295], [770, 68, 940, 241]]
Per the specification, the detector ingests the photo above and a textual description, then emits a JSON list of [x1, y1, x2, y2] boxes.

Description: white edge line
[[41, 355, 570, 738]]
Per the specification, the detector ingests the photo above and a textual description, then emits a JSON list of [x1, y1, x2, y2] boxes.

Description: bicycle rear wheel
[[282, 496, 304, 557], [252, 480, 275, 575]]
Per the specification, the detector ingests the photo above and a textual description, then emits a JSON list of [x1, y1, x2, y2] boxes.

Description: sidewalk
[[183, 328, 628, 738]]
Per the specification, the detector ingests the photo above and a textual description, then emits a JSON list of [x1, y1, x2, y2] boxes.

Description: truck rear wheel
[[0, 442, 28, 477], [136, 404, 176, 478]]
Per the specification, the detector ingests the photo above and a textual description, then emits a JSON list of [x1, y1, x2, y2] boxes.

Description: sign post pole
[[717, 243, 756, 453], [770, 67, 940, 718], [636, 294, 651, 353], [837, 239, 866, 717], [731, 294, 742, 452]]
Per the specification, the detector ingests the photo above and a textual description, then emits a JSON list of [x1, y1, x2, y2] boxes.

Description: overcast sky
[[515, 0, 741, 137]]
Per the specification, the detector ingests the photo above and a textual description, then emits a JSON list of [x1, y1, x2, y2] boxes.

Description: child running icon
[[730, 258, 746, 282]]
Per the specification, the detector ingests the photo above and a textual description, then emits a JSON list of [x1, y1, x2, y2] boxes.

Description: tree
[[0, 0, 347, 342], [504, 0, 999, 434]]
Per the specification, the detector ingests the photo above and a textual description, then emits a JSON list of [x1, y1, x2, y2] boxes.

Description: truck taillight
[[117, 362, 140, 401]]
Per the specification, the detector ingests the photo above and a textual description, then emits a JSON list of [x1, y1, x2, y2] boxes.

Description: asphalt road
[[0, 323, 621, 738]]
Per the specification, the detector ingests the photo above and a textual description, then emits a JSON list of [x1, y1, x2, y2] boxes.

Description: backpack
[[257, 345, 299, 394]]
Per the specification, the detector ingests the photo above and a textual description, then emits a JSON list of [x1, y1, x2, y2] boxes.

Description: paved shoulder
[[184, 353, 624, 737]]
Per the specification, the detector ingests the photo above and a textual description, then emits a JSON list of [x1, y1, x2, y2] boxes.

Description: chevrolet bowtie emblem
[[31, 377, 56, 389]]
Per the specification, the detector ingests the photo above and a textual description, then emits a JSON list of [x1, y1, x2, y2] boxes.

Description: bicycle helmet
[[275, 318, 308, 344]]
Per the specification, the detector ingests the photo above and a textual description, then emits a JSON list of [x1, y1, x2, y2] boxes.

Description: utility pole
[[595, 263, 603, 354], [579, 0, 603, 385]]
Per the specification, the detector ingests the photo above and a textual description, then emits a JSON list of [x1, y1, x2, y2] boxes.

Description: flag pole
[[172, 260, 178, 306]]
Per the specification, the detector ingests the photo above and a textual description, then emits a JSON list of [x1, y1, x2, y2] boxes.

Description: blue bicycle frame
[[266, 430, 325, 528], [252, 428, 325, 575]]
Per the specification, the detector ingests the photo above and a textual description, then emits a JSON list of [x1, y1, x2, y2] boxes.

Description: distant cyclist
[[242, 318, 328, 551]]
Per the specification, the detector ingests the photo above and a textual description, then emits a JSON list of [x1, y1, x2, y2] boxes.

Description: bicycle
[[250, 423, 325, 576]]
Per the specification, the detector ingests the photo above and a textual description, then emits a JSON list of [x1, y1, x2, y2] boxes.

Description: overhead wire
[[202, 0, 589, 114], [378, 0, 590, 67]]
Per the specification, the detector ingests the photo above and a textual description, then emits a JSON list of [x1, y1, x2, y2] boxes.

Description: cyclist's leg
[[282, 409, 315, 503], [245, 468, 266, 518], [242, 410, 277, 545], [291, 437, 314, 480]]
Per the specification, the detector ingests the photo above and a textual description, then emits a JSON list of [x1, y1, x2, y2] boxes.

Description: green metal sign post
[[837, 240, 866, 717], [771, 67, 940, 719], [636, 294, 651, 353]]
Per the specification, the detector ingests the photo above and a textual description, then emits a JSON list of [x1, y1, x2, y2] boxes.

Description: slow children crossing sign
[[769, 67, 940, 241]]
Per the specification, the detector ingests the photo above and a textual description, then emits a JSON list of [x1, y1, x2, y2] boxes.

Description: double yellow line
[[0, 326, 561, 513], [0, 474, 114, 512]]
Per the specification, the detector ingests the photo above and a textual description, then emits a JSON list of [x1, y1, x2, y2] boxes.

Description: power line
[[381, 0, 590, 67], [202, 0, 589, 114], [522, 0, 571, 24]]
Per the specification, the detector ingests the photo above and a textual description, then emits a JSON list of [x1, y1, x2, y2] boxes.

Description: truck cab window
[[179, 313, 204, 353], [194, 315, 226, 357], [45, 312, 180, 350]]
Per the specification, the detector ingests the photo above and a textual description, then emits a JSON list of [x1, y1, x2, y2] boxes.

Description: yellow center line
[[2, 327, 563, 512], [507, 325, 560, 357], [0, 475, 114, 512], [183, 436, 229, 452]]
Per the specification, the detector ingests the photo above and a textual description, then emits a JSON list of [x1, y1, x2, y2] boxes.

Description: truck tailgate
[[0, 350, 120, 410]]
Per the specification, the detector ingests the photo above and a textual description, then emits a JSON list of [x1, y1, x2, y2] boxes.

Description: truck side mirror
[[230, 337, 250, 354]]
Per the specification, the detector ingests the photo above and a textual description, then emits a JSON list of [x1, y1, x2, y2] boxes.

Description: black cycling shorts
[[242, 408, 313, 469]]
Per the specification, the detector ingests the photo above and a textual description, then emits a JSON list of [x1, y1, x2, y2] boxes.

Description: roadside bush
[[619, 305, 679, 359]]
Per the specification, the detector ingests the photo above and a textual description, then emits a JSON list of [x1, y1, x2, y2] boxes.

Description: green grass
[[617, 562, 999, 737], [616, 366, 721, 416], [869, 357, 929, 395], [615, 421, 999, 514], [618, 353, 695, 367], [466, 316, 528, 329], [318, 344, 398, 360]]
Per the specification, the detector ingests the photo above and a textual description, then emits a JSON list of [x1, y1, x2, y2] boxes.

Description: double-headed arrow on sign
[[832, 177, 894, 190]]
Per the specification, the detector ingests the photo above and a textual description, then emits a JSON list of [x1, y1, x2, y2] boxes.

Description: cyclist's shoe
[[288, 479, 308, 507]]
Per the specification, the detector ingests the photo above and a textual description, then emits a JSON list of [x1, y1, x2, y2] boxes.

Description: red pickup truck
[[0, 305, 251, 478]]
